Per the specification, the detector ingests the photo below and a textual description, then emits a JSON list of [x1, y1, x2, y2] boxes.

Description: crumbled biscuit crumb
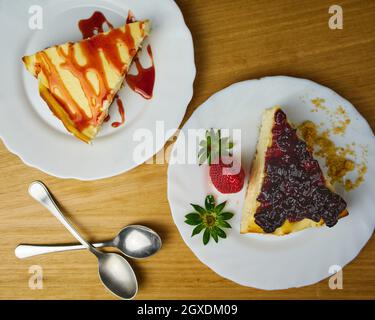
[[297, 120, 367, 191]]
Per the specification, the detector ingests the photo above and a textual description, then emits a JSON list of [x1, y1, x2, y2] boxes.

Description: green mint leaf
[[203, 228, 210, 245], [191, 224, 205, 237], [218, 212, 234, 220], [205, 195, 215, 210]]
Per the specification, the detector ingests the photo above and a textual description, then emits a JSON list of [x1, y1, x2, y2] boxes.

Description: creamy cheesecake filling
[[22, 20, 150, 142], [241, 107, 348, 235]]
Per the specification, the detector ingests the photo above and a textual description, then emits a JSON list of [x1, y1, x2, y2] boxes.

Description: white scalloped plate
[[167, 76, 375, 290], [0, 0, 195, 180]]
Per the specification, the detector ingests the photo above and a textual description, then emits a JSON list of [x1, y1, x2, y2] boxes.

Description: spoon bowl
[[115, 225, 161, 259], [98, 252, 138, 300]]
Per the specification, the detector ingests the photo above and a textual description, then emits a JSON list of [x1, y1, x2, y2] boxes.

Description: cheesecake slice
[[241, 107, 348, 235], [22, 20, 150, 143]]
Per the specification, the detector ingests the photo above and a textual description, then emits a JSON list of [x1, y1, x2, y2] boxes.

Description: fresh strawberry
[[209, 157, 245, 194]]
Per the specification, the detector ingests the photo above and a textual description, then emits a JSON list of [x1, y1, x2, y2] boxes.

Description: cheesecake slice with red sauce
[[241, 107, 348, 235], [22, 20, 150, 143]]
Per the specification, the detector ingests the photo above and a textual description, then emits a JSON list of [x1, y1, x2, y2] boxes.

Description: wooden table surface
[[1, 0, 374, 299]]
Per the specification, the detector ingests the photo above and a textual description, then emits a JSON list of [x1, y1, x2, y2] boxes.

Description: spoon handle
[[28, 181, 101, 257], [15, 242, 109, 259]]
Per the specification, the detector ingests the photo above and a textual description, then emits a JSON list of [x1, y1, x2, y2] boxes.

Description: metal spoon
[[27, 181, 138, 300], [15, 225, 162, 259]]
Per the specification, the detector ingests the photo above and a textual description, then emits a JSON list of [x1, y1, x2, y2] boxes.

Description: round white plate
[[0, 0, 195, 180], [167, 76, 375, 290]]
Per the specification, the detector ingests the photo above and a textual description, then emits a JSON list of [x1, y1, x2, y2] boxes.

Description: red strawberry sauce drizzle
[[111, 96, 125, 128], [77, 11, 155, 129], [254, 109, 347, 233]]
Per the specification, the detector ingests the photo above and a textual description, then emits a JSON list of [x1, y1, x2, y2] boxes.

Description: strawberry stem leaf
[[197, 129, 234, 166], [191, 224, 205, 237], [203, 228, 210, 245], [185, 195, 234, 245], [205, 195, 215, 210]]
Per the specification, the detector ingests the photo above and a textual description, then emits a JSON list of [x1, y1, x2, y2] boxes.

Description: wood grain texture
[[0, 0, 374, 299]]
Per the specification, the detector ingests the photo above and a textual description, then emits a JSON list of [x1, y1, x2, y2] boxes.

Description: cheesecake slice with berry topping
[[241, 107, 348, 235]]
